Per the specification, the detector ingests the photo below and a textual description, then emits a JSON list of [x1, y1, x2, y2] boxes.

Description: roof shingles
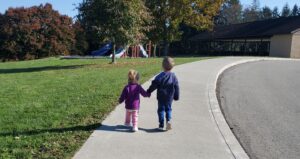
[[190, 16, 300, 41]]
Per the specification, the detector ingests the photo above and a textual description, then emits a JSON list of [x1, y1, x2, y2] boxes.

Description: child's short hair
[[128, 69, 140, 83], [162, 56, 175, 71]]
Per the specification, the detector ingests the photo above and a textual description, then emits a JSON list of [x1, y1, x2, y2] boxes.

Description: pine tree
[[243, 7, 260, 22], [260, 6, 272, 20], [291, 4, 299, 16], [252, 0, 260, 11], [272, 7, 280, 18], [242, 0, 260, 22], [281, 3, 291, 17], [215, 0, 243, 25]]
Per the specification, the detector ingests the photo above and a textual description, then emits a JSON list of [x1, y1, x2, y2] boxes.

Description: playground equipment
[[94, 41, 155, 58], [91, 43, 112, 56], [139, 45, 148, 58], [109, 47, 127, 58], [122, 42, 154, 58], [146, 41, 153, 57], [61, 41, 155, 59]]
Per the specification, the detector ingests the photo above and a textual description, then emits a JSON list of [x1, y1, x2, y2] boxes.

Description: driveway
[[218, 60, 300, 159]]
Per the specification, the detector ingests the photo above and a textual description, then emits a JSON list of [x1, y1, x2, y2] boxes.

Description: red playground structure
[[121, 41, 155, 58]]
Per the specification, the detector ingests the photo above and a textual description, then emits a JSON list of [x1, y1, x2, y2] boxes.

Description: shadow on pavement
[[97, 125, 165, 133], [97, 125, 132, 133], [138, 128, 165, 133]]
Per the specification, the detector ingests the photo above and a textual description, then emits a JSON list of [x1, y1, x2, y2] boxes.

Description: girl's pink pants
[[125, 109, 138, 128]]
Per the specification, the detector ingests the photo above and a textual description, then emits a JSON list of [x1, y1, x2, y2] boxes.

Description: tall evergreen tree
[[260, 6, 272, 20], [252, 0, 260, 11], [291, 4, 299, 16], [281, 3, 291, 17], [272, 7, 280, 18], [215, 0, 243, 25], [242, 0, 260, 22], [243, 7, 260, 22]]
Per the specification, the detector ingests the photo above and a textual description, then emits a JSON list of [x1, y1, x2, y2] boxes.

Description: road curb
[[207, 57, 300, 159]]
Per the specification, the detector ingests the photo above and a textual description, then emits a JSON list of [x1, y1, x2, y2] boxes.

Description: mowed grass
[[0, 57, 209, 158]]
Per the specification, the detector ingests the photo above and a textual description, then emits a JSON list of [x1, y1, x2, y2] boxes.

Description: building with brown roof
[[189, 16, 300, 58]]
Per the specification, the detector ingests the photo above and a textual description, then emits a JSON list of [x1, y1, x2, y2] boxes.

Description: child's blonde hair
[[162, 56, 175, 71], [128, 69, 140, 83]]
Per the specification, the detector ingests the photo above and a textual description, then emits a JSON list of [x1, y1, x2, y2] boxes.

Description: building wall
[[270, 34, 292, 57], [291, 32, 300, 58]]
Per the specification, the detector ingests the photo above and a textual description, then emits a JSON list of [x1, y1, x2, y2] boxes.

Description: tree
[[281, 3, 291, 17], [215, 0, 243, 25], [77, 0, 151, 63], [272, 7, 280, 18], [0, 13, 7, 61], [252, 0, 260, 11], [260, 6, 272, 20], [242, 0, 260, 22], [145, 0, 224, 55], [243, 7, 260, 22], [0, 4, 75, 61], [291, 4, 299, 16], [72, 21, 89, 55]]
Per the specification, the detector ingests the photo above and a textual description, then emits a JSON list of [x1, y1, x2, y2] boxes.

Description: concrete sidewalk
[[73, 57, 253, 159]]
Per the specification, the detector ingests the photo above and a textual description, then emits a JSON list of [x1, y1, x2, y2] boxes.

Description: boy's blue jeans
[[157, 101, 172, 127]]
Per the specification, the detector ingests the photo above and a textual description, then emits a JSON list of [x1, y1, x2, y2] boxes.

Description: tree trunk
[[111, 43, 116, 64], [163, 41, 169, 56], [153, 44, 157, 57]]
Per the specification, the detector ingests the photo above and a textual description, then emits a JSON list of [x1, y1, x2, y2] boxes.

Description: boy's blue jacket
[[147, 72, 179, 103]]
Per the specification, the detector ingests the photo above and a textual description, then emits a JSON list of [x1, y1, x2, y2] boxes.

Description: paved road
[[218, 60, 300, 159], [73, 57, 254, 159]]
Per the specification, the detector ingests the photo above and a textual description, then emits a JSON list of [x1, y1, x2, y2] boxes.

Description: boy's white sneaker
[[166, 122, 172, 131], [158, 126, 164, 131]]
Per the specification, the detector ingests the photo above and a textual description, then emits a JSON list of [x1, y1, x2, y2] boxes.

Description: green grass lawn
[[0, 57, 209, 158]]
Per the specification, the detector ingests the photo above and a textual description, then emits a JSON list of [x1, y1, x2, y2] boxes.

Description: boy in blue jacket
[[147, 57, 180, 131]]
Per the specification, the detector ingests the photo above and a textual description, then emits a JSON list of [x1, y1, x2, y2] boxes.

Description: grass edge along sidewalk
[[0, 57, 211, 158]]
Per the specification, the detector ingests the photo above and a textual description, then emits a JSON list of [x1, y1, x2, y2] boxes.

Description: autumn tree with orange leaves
[[0, 3, 76, 61]]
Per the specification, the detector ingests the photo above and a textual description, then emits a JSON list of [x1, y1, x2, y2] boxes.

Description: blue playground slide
[[91, 43, 112, 56]]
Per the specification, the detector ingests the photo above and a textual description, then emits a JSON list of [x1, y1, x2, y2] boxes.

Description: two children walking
[[119, 57, 180, 132]]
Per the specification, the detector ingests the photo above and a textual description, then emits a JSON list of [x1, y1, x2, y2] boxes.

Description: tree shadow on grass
[[0, 65, 88, 74], [0, 123, 101, 137]]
